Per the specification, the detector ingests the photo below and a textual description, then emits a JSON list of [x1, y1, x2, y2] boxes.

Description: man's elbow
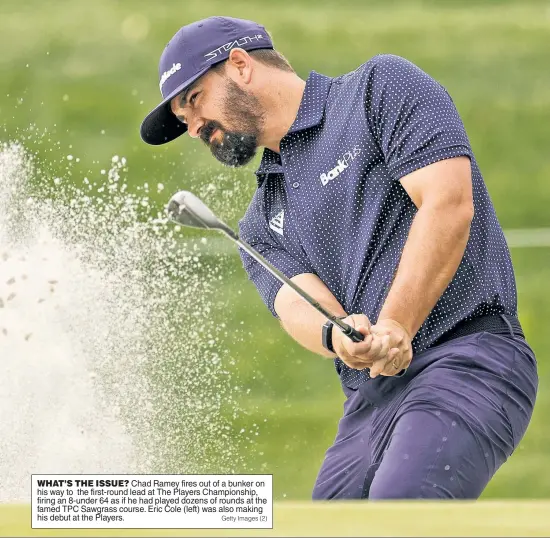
[[451, 200, 475, 246], [426, 191, 474, 228], [422, 196, 474, 246], [457, 199, 475, 232], [447, 200, 474, 239]]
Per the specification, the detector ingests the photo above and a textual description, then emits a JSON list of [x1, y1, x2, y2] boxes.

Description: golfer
[[141, 16, 538, 499]]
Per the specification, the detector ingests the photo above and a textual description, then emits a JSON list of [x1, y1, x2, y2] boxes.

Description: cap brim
[[140, 66, 210, 145]]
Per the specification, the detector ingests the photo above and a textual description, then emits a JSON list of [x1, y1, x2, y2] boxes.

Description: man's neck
[[259, 72, 307, 153]]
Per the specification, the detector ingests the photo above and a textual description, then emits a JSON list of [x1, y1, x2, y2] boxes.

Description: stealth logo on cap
[[204, 34, 266, 62], [159, 62, 182, 90]]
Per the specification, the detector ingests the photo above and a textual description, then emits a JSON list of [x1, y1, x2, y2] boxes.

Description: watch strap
[[322, 316, 346, 354]]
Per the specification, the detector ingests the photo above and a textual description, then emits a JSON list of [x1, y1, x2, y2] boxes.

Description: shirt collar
[[287, 70, 332, 134], [255, 71, 332, 185]]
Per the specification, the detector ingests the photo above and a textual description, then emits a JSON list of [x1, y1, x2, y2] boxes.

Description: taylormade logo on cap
[[159, 63, 182, 90]]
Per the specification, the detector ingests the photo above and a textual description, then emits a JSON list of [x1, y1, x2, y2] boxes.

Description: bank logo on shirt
[[320, 145, 362, 186], [269, 210, 284, 236]]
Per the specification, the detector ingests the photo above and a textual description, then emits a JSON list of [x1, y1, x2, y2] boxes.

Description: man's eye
[[190, 92, 199, 105]]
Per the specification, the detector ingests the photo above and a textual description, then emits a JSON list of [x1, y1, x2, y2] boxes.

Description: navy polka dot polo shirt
[[238, 54, 517, 388]]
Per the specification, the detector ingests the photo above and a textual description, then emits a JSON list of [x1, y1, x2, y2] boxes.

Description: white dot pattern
[[238, 54, 517, 389]]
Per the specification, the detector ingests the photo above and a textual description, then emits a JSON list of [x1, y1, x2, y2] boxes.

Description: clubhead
[[167, 191, 221, 230]]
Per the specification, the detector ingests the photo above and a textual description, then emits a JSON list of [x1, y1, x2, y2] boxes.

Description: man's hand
[[332, 315, 413, 377], [368, 319, 413, 378], [332, 314, 392, 370]]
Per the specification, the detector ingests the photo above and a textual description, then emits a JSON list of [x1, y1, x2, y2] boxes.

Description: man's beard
[[200, 80, 264, 167]]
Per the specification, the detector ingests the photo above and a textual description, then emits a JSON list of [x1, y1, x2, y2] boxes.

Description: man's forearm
[[279, 298, 347, 358], [377, 203, 473, 337]]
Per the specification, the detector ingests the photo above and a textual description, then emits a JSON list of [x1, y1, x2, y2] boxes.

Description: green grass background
[[0, 0, 549, 500], [4, 501, 550, 537]]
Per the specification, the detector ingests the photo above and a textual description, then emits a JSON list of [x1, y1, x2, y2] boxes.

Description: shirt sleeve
[[237, 190, 316, 318], [364, 54, 473, 181]]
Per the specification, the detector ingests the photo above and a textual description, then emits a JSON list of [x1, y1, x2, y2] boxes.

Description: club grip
[[342, 325, 365, 343]]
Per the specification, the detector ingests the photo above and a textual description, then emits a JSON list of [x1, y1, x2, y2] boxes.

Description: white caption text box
[[31, 474, 273, 529]]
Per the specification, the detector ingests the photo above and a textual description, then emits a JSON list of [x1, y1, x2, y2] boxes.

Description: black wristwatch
[[322, 317, 345, 354]]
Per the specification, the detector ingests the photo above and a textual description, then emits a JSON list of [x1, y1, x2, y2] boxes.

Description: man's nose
[[187, 117, 205, 139]]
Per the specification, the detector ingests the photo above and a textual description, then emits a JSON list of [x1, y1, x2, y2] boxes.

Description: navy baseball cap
[[140, 16, 273, 145]]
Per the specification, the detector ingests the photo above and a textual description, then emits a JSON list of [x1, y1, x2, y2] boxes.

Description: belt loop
[[499, 313, 515, 337]]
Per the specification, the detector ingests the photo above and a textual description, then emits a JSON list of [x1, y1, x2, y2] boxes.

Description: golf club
[[166, 190, 365, 343]]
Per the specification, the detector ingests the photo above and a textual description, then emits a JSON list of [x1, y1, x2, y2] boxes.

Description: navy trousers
[[312, 331, 538, 499]]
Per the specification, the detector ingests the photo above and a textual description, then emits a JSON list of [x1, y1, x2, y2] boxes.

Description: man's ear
[[225, 48, 253, 84]]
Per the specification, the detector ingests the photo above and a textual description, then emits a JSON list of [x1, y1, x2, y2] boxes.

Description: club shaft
[[166, 195, 364, 343]]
